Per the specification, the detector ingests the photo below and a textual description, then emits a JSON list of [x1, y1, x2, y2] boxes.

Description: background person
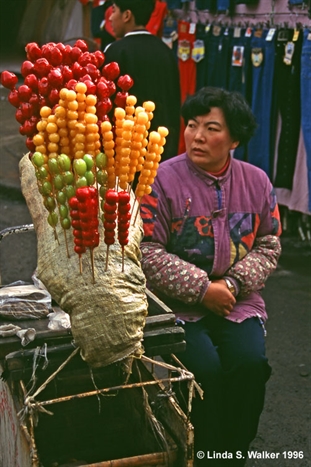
[[104, 0, 181, 162], [139, 87, 282, 466]]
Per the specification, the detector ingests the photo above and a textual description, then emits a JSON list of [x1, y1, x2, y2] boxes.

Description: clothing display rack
[[163, 0, 311, 241]]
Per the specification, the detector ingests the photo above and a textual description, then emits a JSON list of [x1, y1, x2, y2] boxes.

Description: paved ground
[[0, 63, 310, 466]]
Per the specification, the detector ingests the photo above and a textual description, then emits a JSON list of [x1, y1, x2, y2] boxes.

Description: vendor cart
[[0, 224, 199, 467]]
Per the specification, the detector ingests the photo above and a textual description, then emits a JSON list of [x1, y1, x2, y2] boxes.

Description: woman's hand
[[202, 279, 236, 317]]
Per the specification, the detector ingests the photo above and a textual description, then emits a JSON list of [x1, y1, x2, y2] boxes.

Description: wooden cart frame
[[0, 224, 201, 467]]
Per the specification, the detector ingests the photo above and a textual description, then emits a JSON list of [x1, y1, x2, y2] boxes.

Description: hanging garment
[[275, 128, 311, 215], [228, 26, 253, 101], [229, 26, 253, 161], [146, 0, 168, 37], [300, 28, 311, 211], [177, 20, 197, 153], [195, 23, 210, 91], [273, 29, 303, 190], [247, 28, 276, 179], [205, 24, 233, 89]]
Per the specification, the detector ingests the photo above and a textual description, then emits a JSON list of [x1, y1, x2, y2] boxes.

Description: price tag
[[192, 40, 205, 63], [266, 28, 276, 41], [292, 29, 300, 42], [189, 22, 196, 35], [232, 45, 244, 67], [283, 42, 295, 66], [245, 27, 253, 37], [234, 27, 241, 38], [213, 25, 222, 36]]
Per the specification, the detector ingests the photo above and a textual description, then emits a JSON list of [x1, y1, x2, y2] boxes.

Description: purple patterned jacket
[[140, 153, 282, 323]]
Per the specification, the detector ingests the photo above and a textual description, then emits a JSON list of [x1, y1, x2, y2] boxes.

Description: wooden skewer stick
[[90, 248, 95, 283], [63, 229, 70, 258], [133, 197, 141, 225], [121, 245, 125, 272], [130, 193, 140, 217], [105, 245, 110, 271], [79, 256, 83, 275], [53, 227, 60, 245]]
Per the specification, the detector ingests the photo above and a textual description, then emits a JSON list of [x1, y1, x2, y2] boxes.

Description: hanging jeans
[[195, 23, 210, 91], [247, 29, 276, 178], [229, 28, 253, 161], [301, 29, 311, 211], [228, 28, 253, 102], [206, 26, 233, 89], [176, 315, 271, 466], [273, 30, 302, 190]]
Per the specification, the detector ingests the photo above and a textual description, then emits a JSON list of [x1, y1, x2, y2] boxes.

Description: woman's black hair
[[181, 87, 257, 145], [113, 0, 155, 26]]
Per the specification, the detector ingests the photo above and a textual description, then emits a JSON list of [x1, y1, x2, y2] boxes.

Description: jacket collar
[[184, 152, 233, 185]]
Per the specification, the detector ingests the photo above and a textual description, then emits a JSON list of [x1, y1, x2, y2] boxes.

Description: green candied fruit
[[56, 190, 67, 205], [99, 185, 107, 198], [85, 170, 95, 186], [48, 157, 60, 175], [96, 169, 108, 186], [73, 158, 87, 176], [83, 153, 94, 170], [95, 152, 107, 169], [32, 151, 45, 167], [44, 196, 56, 212], [76, 176, 88, 188], [47, 211, 58, 227], [57, 153, 71, 172], [64, 184, 75, 199], [37, 166, 48, 180], [53, 174, 64, 191], [42, 181, 52, 196], [59, 204, 68, 219], [62, 170, 74, 185], [61, 217, 71, 230]]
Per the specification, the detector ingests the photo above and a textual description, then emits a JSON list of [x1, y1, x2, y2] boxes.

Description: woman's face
[[184, 107, 239, 172]]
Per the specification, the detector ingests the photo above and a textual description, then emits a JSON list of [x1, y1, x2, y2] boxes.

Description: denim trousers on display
[[206, 26, 233, 89], [247, 29, 276, 178], [195, 23, 210, 91], [176, 315, 271, 466], [273, 29, 302, 190], [228, 29, 253, 161], [300, 28, 311, 211], [228, 29, 253, 101]]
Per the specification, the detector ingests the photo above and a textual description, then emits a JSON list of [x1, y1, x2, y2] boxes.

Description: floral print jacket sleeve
[[141, 234, 281, 304]]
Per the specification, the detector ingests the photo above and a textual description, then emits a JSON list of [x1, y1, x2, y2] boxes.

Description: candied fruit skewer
[[103, 189, 119, 271], [118, 118, 134, 191], [31, 150, 60, 244], [114, 107, 126, 187], [128, 109, 149, 189], [101, 120, 116, 189]]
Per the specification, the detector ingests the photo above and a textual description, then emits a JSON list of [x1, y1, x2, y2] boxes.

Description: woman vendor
[[139, 87, 282, 466]]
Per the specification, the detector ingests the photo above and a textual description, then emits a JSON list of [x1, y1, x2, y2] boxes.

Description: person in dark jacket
[[104, 0, 181, 162]]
